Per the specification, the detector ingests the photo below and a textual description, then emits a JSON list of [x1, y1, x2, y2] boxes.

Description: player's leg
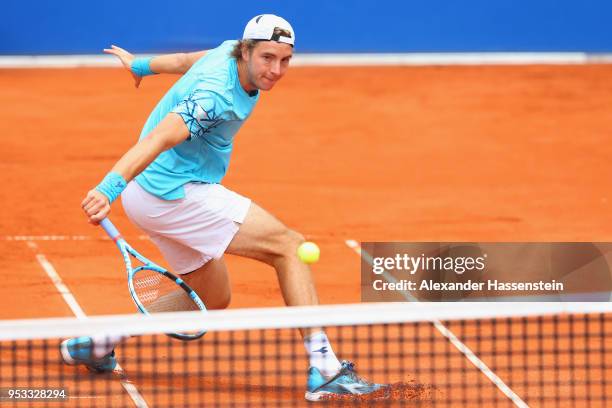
[[225, 202, 318, 308], [226, 202, 383, 399], [225, 203, 344, 374], [181, 257, 231, 310]]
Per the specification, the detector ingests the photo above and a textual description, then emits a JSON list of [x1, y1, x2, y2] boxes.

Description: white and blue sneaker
[[60, 337, 117, 373], [305, 360, 385, 401]]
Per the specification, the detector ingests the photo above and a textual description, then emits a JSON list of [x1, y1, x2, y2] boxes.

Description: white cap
[[242, 14, 295, 46]]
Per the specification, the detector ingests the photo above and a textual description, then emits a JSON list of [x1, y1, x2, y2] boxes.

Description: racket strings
[[133, 268, 200, 313]]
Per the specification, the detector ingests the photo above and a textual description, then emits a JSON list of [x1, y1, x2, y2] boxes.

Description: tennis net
[[0, 302, 610, 407]]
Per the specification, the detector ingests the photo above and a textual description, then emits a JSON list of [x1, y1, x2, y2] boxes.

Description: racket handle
[[100, 218, 121, 241]]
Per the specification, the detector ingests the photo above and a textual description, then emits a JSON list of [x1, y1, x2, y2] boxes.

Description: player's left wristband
[[131, 57, 156, 76], [95, 172, 127, 204]]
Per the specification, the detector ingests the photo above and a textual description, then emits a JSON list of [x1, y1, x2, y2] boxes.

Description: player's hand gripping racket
[[100, 217, 207, 340]]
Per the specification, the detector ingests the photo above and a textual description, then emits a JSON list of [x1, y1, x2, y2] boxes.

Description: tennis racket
[[100, 217, 207, 340]]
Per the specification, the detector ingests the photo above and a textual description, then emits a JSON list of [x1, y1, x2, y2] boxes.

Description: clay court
[[1, 64, 611, 406]]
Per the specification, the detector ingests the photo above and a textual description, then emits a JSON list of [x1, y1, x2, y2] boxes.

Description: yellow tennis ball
[[297, 242, 320, 264]]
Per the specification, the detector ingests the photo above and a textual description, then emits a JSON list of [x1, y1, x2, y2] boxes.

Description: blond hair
[[230, 39, 259, 61]]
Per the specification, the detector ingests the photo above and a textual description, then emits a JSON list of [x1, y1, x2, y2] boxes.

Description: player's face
[[244, 41, 293, 91]]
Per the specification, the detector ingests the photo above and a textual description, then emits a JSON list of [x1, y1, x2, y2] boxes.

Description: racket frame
[[100, 218, 207, 340]]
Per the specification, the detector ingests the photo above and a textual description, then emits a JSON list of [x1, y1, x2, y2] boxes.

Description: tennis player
[[61, 15, 382, 400]]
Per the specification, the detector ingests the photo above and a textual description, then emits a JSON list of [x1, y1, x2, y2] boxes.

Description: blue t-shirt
[[135, 40, 259, 200]]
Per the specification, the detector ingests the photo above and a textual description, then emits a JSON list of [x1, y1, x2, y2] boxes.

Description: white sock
[[304, 331, 342, 377], [91, 334, 128, 358]]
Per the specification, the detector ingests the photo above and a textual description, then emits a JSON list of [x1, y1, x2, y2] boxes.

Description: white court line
[[6, 235, 150, 241], [345, 239, 530, 408], [28, 241, 87, 319], [25, 241, 149, 408], [2, 52, 612, 68]]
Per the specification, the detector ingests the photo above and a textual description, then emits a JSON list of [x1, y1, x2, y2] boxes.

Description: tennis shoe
[[305, 360, 384, 401], [60, 336, 117, 373]]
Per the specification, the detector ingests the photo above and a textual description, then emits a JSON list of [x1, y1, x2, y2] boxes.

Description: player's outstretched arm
[[104, 45, 207, 88], [81, 113, 190, 224]]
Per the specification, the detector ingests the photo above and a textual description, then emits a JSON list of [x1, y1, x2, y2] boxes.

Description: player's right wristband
[[131, 57, 156, 76], [95, 172, 127, 204]]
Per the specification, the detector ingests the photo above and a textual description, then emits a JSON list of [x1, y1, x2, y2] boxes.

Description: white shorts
[[121, 181, 251, 274]]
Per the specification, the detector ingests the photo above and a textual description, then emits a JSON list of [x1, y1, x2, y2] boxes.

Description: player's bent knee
[[267, 228, 304, 265], [251, 226, 305, 266], [287, 229, 305, 247], [276, 228, 303, 253]]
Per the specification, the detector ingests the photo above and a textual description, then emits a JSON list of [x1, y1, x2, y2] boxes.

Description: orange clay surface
[[1, 65, 611, 406]]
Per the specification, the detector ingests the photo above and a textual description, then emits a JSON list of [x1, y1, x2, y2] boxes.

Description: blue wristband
[[131, 57, 156, 76], [95, 172, 127, 204]]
